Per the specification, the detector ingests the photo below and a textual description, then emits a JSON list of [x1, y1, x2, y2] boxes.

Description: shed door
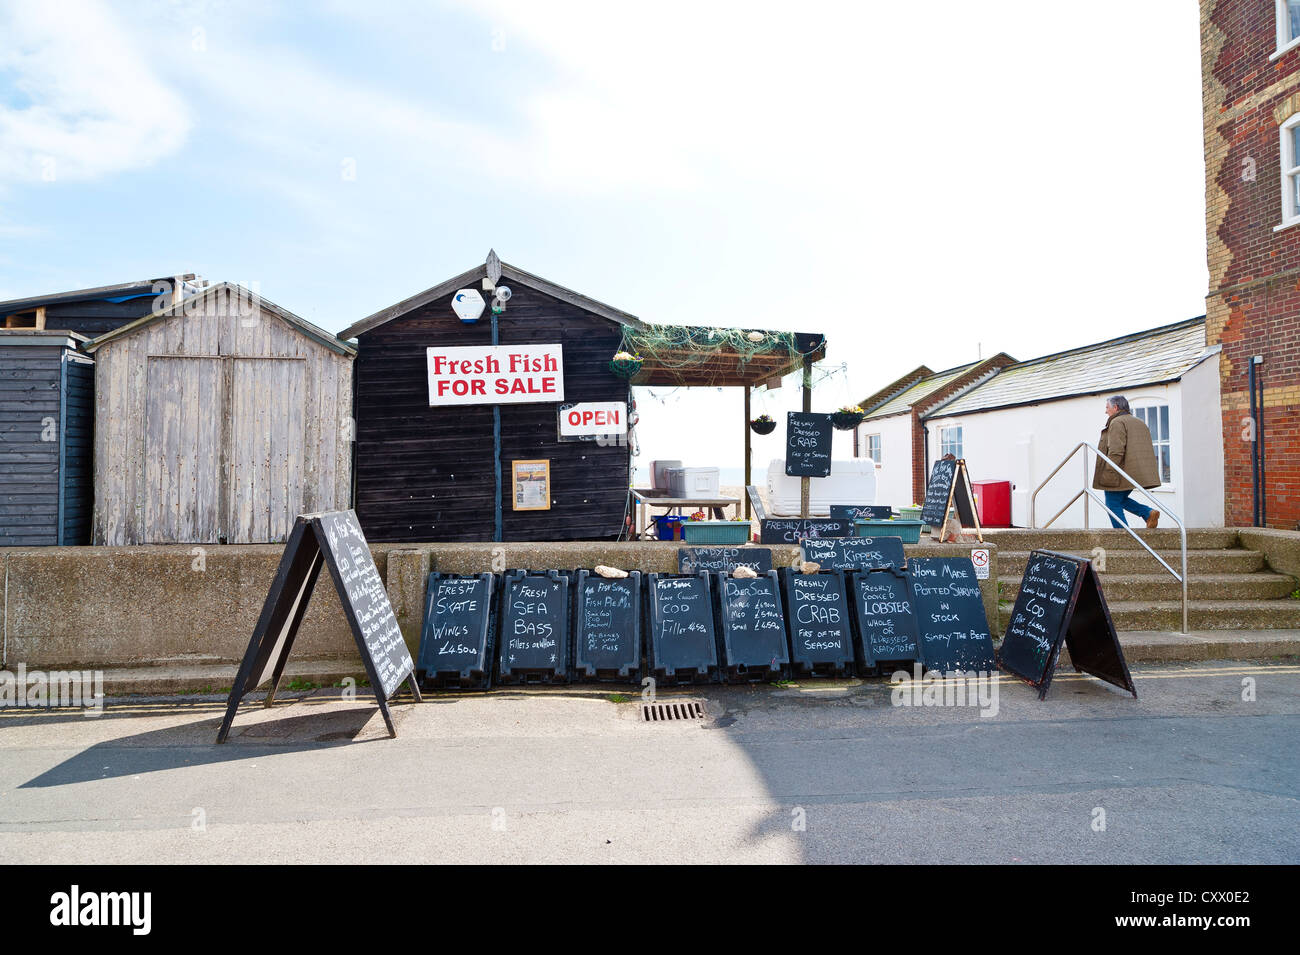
[[144, 357, 224, 543], [229, 358, 305, 543]]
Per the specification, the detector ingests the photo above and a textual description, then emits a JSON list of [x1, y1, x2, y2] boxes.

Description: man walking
[[1093, 395, 1162, 529]]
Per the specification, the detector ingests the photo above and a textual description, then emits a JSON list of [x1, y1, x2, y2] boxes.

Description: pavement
[[1, 660, 1297, 864]]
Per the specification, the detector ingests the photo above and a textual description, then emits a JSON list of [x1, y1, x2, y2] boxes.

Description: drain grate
[[641, 700, 705, 722]]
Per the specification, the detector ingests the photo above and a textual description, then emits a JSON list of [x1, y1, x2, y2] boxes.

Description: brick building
[[1201, 0, 1300, 528]]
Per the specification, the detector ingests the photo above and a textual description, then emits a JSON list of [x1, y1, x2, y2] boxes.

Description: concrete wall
[[925, 375, 1225, 528], [0, 540, 1002, 670]]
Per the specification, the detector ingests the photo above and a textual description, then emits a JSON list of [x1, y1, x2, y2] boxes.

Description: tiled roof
[[864, 362, 980, 419], [927, 318, 1209, 419]]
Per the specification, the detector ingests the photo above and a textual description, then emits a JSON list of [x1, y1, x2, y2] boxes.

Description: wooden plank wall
[[0, 343, 63, 545], [93, 296, 352, 545], [354, 283, 630, 542], [41, 299, 157, 337], [61, 355, 94, 544]]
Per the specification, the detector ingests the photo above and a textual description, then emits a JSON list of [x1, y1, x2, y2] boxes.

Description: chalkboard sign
[[678, 547, 772, 574], [780, 569, 856, 677], [830, 504, 892, 522], [999, 550, 1136, 699], [646, 573, 720, 684], [499, 570, 570, 684], [745, 485, 767, 521], [217, 511, 421, 743], [907, 557, 996, 672], [760, 518, 852, 544], [800, 536, 906, 571], [920, 458, 977, 528], [716, 571, 789, 682], [850, 567, 921, 669], [417, 573, 495, 689], [785, 412, 833, 478], [574, 569, 642, 683]]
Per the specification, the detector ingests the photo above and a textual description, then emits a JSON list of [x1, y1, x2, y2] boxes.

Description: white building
[[921, 318, 1223, 528]]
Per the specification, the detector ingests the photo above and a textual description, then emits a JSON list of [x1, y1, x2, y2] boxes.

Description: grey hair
[[1107, 395, 1130, 414]]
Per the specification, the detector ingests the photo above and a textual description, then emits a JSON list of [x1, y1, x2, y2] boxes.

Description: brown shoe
[[1146, 510, 1160, 529]]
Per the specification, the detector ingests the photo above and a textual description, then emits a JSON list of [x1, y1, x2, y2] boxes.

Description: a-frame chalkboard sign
[[998, 550, 1136, 700], [216, 511, 421, 743], [919, 458, 982, 541]]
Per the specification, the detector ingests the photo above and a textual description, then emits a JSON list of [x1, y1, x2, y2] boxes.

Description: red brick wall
[[1203, 0, 1300, 528], [909, 354, 1017, 502]]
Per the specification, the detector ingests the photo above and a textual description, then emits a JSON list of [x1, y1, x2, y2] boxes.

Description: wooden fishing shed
[[0, 331, 94, 545], [340, 254, 827, 543], [0, 276, 201, 546], [84, 283, 355, 545]]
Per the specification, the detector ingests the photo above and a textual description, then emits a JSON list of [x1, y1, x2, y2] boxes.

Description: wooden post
[[800, 355, 812, 518], [34, 307, 46, 330], [743, 386, 752, 521]]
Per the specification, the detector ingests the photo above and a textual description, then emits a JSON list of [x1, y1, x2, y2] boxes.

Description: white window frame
[[939, 425, 963, 460], [1274, 1, 1300, 60], [1277, 112, 1300, 231], [1130, 399, 1174, 491], [864, 433, 881, 465]]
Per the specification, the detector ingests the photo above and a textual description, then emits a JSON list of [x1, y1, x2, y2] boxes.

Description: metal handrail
[[1030, 441, 1188, 634]]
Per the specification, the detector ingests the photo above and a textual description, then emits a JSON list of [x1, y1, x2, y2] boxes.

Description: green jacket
[[1093, 412, 1161, 491]]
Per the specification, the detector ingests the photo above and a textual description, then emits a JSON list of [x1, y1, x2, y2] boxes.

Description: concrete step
[[980, 528, 1240, 551], [999, 572, 1298, 603], [998, 548, 1266, 576], [999, 599, 1300, 632]]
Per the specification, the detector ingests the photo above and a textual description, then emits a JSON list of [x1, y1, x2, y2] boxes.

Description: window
[[1281, 112, 1300, 229], [864, 433, 881, 464], [939, 425, 963, 459], [1132, 403, 1172, 486], [1277, 1, 1300, 56]]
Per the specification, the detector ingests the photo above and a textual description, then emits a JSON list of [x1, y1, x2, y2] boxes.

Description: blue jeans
[[1103, 490, 1152, 528]]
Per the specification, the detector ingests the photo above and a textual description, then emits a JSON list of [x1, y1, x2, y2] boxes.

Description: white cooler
[[666, 467, 721, 497]]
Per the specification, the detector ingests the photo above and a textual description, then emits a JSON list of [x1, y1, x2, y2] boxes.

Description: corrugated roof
[[927, 318, 1210, 419], [864, 361, 979, 419]]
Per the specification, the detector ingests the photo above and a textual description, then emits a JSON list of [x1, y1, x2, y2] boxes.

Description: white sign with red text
[[427, 344, 564, 406], [558, 402, 627, 437]]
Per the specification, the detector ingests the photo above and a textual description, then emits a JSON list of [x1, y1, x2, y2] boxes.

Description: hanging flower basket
[[609, 351, 643, 378], [831, 406, 865, 431], [750, 414, 776, 435]]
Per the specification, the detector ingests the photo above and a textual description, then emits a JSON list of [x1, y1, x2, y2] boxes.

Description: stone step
[[999, 599, 1300, 632], [998, 548, 1266, 576], [998, 572, 1298, 603], [979, 528, 1240, 551]]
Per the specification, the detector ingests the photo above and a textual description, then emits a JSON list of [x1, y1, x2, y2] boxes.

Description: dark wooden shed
[[0, 331, 94, 545], [340, 258, 637, 542]]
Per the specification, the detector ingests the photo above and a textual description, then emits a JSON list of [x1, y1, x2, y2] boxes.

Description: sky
[[0, 0, 1209, 479]]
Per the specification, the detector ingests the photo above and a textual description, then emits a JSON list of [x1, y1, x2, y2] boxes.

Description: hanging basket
[[831, 410, 865, 431], [609, 355, 643, 379], [749, 417, 776, 435]]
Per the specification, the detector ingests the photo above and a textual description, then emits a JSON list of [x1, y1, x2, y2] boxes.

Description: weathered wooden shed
[[1, 275, 203, 336], [0, 331, 95, 545], [340, 258, 641, 542], [84, 283, 355, 545]]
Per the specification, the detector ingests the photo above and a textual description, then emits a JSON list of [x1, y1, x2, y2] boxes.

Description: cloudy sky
[[0, 0, 1207, 477]]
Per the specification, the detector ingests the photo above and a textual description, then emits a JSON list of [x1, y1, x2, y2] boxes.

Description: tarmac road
[[0, 661, 1297, 864]]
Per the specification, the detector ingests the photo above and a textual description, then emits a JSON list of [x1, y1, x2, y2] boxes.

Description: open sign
[[558, 402, 628, 438]]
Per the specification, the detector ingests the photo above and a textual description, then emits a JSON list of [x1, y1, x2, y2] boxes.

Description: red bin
[[971, 480, 1013, 528]]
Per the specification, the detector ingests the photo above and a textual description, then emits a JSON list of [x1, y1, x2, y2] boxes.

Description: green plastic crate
[[683, 521, 751, 544], [855, 519, 922, 543]]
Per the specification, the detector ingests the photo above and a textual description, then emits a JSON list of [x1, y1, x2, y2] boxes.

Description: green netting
[[616, 325, 817, 383]]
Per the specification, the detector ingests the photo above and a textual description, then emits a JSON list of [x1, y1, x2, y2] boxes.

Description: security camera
[[494, 286, 512, 303]]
